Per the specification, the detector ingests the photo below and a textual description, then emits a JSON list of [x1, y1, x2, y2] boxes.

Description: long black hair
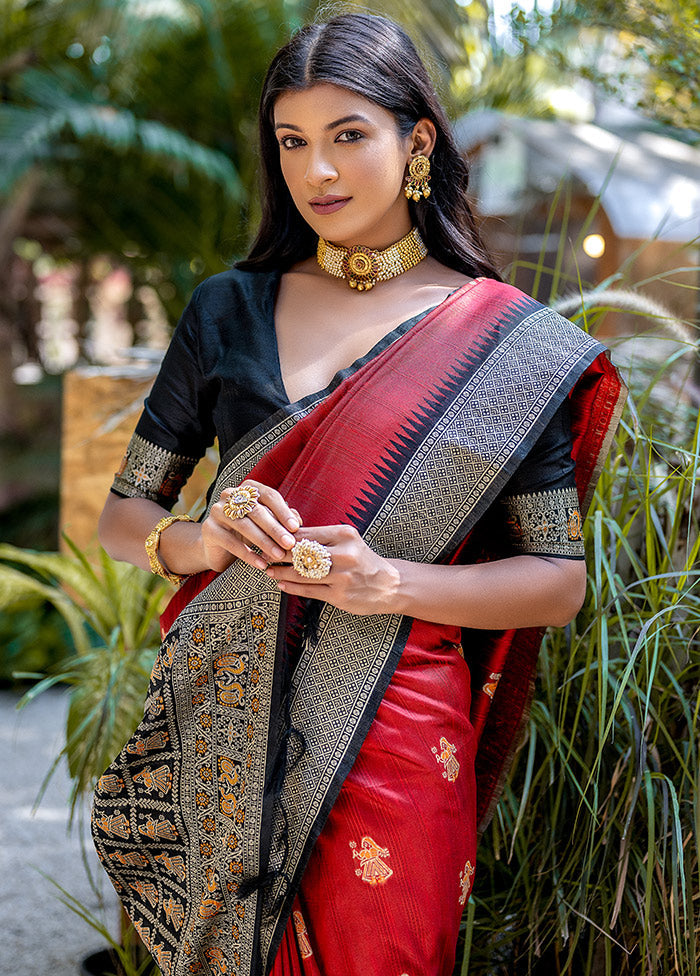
[[237, 13, 500, 281]]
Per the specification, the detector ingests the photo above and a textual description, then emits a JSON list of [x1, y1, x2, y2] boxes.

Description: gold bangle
[[144, 514, 194, 586]]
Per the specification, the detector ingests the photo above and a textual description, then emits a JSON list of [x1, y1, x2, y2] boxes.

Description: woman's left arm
[[266, 523, 587, 630]]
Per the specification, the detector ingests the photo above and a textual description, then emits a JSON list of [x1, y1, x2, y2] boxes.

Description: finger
[[272, 578, 332, 599], [213, 505, 291, 562], [211, 494, 289, 560], [244, 481, 301, 532], [204, 521, 268, 571], [229, 517, 290, 563], [292, 524, 357, 546], [245, 503, 298, 551], [266, 564, 327, 584]]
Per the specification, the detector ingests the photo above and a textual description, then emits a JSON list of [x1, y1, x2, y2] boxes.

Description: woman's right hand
[[200, 480, 301, 573]]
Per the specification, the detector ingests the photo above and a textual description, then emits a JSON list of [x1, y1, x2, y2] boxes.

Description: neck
[[316, 227, 428, 292]]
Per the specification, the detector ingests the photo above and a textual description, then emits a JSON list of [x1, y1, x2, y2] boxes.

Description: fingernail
[[255, 558, 267, 570], [287, 517, 299, 531], [272, 546, 285, 559], [281, 533, 295, 547]]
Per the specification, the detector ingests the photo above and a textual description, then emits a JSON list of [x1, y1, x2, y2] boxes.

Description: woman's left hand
[[265, 524, 400, 615]]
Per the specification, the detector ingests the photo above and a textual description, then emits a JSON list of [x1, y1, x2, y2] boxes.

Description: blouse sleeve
[[111, 286, 218, 510], [498, 398, 585, 560]]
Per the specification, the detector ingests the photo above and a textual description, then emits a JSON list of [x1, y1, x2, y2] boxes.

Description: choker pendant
[[316, 226, 428, 292]]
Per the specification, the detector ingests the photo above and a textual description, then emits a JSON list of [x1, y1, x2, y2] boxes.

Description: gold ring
[[222, 485, 260, 520], [291, 539, 332, 579]]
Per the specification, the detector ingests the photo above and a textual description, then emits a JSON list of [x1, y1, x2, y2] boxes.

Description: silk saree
[[92, 277, 625, 976]]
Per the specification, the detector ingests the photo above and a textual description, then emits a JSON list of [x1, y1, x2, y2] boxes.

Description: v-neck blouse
[[128, 267, 439, 464], [112, 267, 580, 545]]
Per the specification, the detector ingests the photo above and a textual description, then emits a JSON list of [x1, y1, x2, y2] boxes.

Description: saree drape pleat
[[93, 279, 625, 976]]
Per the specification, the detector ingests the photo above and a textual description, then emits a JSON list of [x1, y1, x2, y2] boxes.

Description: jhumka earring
[[404, 154, 431, 201]]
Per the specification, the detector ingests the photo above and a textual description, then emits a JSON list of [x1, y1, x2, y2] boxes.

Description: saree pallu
[[92, 279, 625, 976]]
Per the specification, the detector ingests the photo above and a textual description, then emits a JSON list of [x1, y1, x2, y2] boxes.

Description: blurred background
[[1, 0, 698, 560], [0, 2, 698, 974]]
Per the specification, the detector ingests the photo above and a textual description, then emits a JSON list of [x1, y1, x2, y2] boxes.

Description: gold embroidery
[[132, 764, 172, 797], [459, 860, 475, 905], [112, 432, 198, 504], [431, 737, 460, 782], [482, 671, 501, 699], [350, 836, 394, 885], [293, 910, 313, 958], [502, 486, 585, 558]]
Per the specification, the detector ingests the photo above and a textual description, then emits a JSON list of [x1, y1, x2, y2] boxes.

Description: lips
[[308, 195, 351, 215]]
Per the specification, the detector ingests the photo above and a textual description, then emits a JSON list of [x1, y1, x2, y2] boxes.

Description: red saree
[[92, 279, 625, 976]]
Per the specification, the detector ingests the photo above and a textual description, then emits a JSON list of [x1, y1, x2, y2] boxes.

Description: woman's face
[[273, 83, 414, 250]]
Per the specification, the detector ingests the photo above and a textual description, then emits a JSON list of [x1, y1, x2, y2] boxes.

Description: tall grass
[[462, 256, 700, 974]]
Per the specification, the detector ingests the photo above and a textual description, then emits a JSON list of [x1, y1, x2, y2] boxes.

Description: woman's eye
[[336, 130, 363, 143], [279, 136, 305, 150]]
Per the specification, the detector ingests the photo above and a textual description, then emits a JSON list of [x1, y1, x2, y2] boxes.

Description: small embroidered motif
[[93, 812, 130, 838], [130, 729, 169, 753], [567, 507, 583, 540], [198, 867, 224, 920], [132, 764, 172, 797], [163, 896, 185, 930], [109, 850, 147, 868], [350, 836, 394, 885], [459, 860, 475, 905], [502, 486, 585, 558], [431, 737, 460, 782], [482, 671, 501, 699], [133, 918, 151, 948], [130, 880, 159, 907], [112, 432, 198, 504], [152, 941, 173, 975], [155, 852, 186, 880], [138, 815, 178, 841], [96, 773, 124, 794], [204, 947, 227, 974], [293, 909, 314, 958]]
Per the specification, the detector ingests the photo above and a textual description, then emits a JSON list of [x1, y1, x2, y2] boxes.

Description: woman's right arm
[[98, 484, 301, 581]]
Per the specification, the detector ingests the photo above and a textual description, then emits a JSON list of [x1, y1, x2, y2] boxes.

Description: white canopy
[[454, 110, 700, 243]]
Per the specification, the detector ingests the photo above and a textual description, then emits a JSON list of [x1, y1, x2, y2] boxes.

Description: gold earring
[[405, 154, 431, 201]]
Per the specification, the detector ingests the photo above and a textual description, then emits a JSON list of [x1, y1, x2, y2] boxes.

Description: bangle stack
[[144, 514, 194, 586]]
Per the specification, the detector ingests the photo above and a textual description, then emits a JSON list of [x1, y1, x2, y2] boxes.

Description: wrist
[[381, 558, 410, 616], [158, 517, 206, 576]]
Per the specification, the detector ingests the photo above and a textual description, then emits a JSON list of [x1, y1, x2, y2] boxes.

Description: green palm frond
[[0, 540, 167, 815], [0, 66, 242, 197]]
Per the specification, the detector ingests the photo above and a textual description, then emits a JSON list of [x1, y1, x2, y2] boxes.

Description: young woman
[[92, 14, 625, 976]]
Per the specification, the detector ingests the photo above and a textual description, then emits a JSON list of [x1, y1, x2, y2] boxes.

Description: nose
[[304, 147, 338, 189]]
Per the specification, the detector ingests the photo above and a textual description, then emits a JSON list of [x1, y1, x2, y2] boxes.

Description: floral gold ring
[[222, 485, 260, 521], [291, 539, 332, 579]]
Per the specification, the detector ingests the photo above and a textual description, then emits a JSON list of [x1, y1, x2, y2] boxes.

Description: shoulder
[[191, 266, 280, 315], [467, 278, 599, 345]]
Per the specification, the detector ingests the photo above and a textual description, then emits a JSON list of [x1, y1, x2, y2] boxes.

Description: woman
[[92, 14, 625, 976]]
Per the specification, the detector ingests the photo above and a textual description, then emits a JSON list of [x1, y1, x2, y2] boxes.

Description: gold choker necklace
[[316, 227, 428, 292]]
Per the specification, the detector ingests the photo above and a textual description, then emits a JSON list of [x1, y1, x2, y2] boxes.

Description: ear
[[408, 118, 437, 159]]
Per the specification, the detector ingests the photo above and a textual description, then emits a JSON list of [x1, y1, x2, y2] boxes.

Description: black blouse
[[112, 268, 585, 560]]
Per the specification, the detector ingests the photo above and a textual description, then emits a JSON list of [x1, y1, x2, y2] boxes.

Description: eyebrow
[[274, 114, 371, 132]]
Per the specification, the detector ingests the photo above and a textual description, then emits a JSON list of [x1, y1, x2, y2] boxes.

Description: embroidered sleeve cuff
[[501, 485, 585, 559], [111, 432, 199, 508]]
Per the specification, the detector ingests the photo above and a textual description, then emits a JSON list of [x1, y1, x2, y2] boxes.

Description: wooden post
[[60, 365, 215, 554]]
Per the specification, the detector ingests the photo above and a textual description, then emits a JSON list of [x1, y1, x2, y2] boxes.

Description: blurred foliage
[[0, 0, 493, 315], [464, 386, 700, 976], [0, 538, 167, 816], [509, 0, 700, 132], [0, 600, 69, 683]]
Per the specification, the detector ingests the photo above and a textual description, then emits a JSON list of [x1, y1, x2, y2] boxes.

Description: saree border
[[93, 278, 625, 976]]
